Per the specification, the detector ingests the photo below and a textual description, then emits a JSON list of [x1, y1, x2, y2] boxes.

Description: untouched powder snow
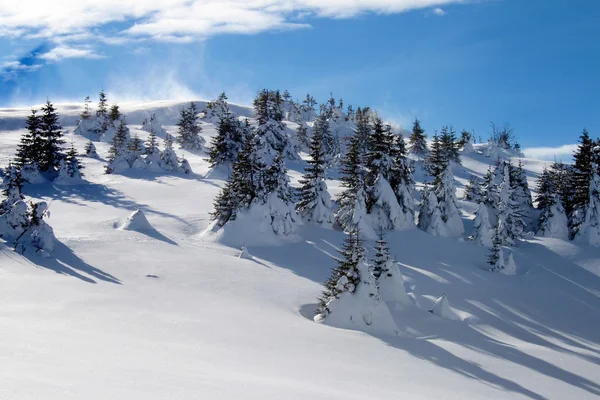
[[0, 102, 600, 400], [120, 209, 153, 232]]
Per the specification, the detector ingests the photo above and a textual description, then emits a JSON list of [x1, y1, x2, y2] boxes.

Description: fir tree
[[487, 227, 503, 271], [365, 117, 394, 187], [372, 230, 390, 279], [177, 102, 205, 151], [496, 163, 525, 246], [105, 119, 129, 174], [15, 109, 43, 169], [96, 89, 108, 119], [38, 100, 65, 172], [440, 126, 461, 164], [128, 134, 144, 157], [0, 163, 25, 214], [296, 123, 310, 150], [536, 169, 568, 239], [80, 96, 92, 120], [253, 89, 296, 160], [317, 228, 364, 315], [472, 202, 493, 247], [208, 110, 242, 168], [84, 140, 98, 158], [354, 106, 372, 154], [62, 143, 84, 178], [389, 131, 416, 224], [109, 104, 121, 123], [409, 118, 428, 155], [571, 165, 600, 244], [425, 133, 447, 185], [145, 128, 160, 155], [296, 117, 333, 226], [510, 159, 534, 224], [571, 129, 595, 213], [464, 175, 483, 202]]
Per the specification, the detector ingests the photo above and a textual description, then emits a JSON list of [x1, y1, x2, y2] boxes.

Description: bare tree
[[489, 121, 515, 149]]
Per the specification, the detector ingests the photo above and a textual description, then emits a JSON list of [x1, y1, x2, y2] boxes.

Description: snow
[[0, 102, 599, 400], [430, 294, 458, 320], [120, 209, 153, 232]]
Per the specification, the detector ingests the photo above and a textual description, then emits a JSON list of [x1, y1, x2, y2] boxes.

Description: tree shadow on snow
[[18, 240, 121, 284]]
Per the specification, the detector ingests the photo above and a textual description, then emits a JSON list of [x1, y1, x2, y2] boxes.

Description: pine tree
[[372, 230, 390, 279], [536, 169, 568, 239], [425, 133, 447, 185], [106, 119, 129, 174], [38, 100, 65, 172], [389, 132, 415, 216], [571, 165, 600, 244], [409, 118, 428, 155], [549, 160, 574, 214], [472, 202, 493, 247], [128, 134, 144, 157], [145, 128, 160, 155], [487, 227, 503, 271], [109, 104, 121, 123], [335, 134, 369, 233], [0, 163, 25, 214], [440, 126, 461, 164], [317, 228, 364, 315], [464, 175, 483, 202], [510, 159, 534, 224], [80, 96, 92, 120], [365, 117, 394, 187], [571, 129, 595, 213], [96, 89, 108, 119], [296, 123, 310, 150], [435, 165, 464, 237], [62, 143, 84, 178], [354, 106, 372, 154], [535, 168, 554, 213], [253, 89, 296, 160], [208, 110, 242, 168], [177, 102, 205, 151], [496, 163, 525, 246], [15, 109, 42, 169], [84, 140, 98, 158], [296, 117, 333, 226], [160, 133, 182, 172]]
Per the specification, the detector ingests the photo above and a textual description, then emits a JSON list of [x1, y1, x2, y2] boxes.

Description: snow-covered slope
[[0, 102, 599, 399]]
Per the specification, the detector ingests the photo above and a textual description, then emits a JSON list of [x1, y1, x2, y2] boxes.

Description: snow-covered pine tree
[[354, 106, 372, 154], [335, 133, 372, 235], [570, 165, 600, 245], [62, 143, 84, 179], [109, 104, 121, 125], [496, 163, 526, 246], [177, 102, 205, 151], [390, 131, 416, 226], [464, 175, 483, 201], [204, 92, 230, 122], [548, 160, 574, 215], [371, 230, 410, 308], [208, 109, 243, 168], [263, 151, 299, 235], [472, 201, 493, 247], [15, 109, 43, 169], [145, 128, 160, 156], [409, 118, 428, 156], [365, 118, 412, 232], [571, 129, 595, 214], [253, 89, 297, 161], [296, 116, 333, 226], [417, 185, 447, 236], [80, 96, 92, 121], [160, 133, 181, 172], [487, 227, 503, 271], [105, 119, 130, 174], [296, 123, 310, 151], [317, 228, 364, 316], [95, 89, 109, 133], [536, 168, 568, 239], [435, 165, 464, 237], [38, 100, 65, 173], [84, 140, 99, 158], [425, 133, 447, 184], [440, 126, 461, 164], [0, 163, 25, 214], [510, 160, 534, 224]]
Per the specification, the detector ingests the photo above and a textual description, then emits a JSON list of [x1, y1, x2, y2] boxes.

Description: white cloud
[[38, 46, 104, 61], [1, 60, 42, 81], [523, 144, 578, 161], [0, 1, 463, 43], [433, 7, 446, 16]]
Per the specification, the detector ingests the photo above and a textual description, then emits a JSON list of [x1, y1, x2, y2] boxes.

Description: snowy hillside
[[1, 100, 599, 400]]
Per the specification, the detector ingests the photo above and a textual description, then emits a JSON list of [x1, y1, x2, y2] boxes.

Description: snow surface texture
[[0, 102, 599, 400]]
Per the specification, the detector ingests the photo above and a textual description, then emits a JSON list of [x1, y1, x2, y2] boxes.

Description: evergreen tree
[[464, 175, 483, 202], [472, 202, 493, 247], [177, 102, 205, 151], [15, 109, 43, 169], [61, 143, 84, 178], [145, 128, 160, 156], [84, 140, 98, 158], [571, 129, 595, 213], [354, 106, 372, 154], [487, 227, 503, 271], [38, 100, 65, 172], [425, 133, 447, 184], [105, 119, 130, 174], [372, 230, 390, 279], [435, 166, 464, 237], [160, 133, 182, 172], [109, 104, 121, 123], [496, 163, 526, 246], [535, 168, 554, 213], [0, 163, 25, 214], [296, 123, 310, 150], [317, 228, 364, 315], [536, 169, 568, 239], [549, 160, 574, 214], [389, 131, 415, 221], [335, 134, 370, 234], [440, 126, 461, 164], [208, 110, 243, 168], [302, 93, 317, 113], [80, 96, 92, 120], [571, 166, 600, 244], [417, 186, 446, 236], [510, 160, 534, 224], [409, 118, 428, 155], [128, 134, 144, 157], [365, 117, 394, 186], [296, 117, 333, 226], [96, 89, 108, 119], [253, 89, 296, 160]]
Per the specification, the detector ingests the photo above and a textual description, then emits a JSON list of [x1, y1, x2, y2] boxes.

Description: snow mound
[[430, 294, 458, 320], [499, 248, 518, 275], [120, 209, 153, 232], [238, 245, 252, 259]]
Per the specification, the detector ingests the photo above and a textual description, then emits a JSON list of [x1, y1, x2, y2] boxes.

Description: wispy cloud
[[433, 8, 446, 16], [38, 45, 104, 61], [523, 144, 577, 161], [0, 1, 463, 44]]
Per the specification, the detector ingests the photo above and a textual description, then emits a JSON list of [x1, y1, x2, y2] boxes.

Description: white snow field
[[1, 101, 599, 400]]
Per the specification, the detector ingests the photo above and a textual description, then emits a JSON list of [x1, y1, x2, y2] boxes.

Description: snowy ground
[[0, 102, 599, 399]]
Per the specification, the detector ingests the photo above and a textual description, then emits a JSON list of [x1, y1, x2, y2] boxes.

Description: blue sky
[[1, 0, 599, 159]]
